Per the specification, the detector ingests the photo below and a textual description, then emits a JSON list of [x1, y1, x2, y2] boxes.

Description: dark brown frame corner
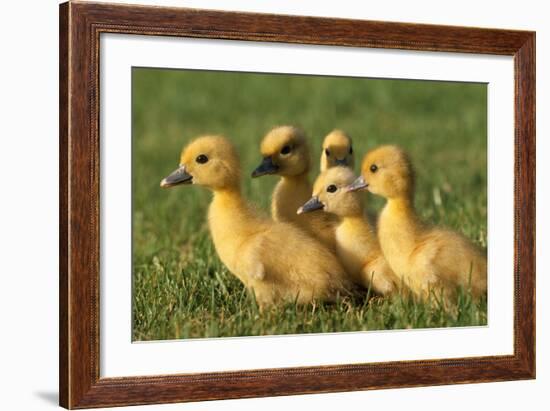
[[59, 1, 535, 409]]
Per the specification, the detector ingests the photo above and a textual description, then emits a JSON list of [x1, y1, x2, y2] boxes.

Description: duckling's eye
[[349, 146, 353, 155], [326, 184, 338, 193], [325, 148, 330, 157], [196, 154, 209, 164], [280, 145, 292, 155], [370, 164, 378, 173]]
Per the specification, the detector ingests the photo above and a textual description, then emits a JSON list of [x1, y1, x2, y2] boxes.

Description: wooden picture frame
[[59, 1, 535, 408]]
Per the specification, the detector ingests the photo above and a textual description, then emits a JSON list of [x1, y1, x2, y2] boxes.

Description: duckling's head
[[320, 129, 354, 171], [347, 145, 414, 199], [160, 135, 241, 191], [298, 167, 363, 217], [252, 125, 311, 178]]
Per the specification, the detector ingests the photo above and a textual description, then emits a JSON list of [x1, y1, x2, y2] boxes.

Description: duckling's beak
[[160, 166, 193, 188], [335, 158, 348, 166], [251, 156, 279, 177], [297, 196, 325, 215], [346, 175, 368, 192]]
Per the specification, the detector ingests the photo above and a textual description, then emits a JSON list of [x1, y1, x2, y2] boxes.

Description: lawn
[[132, 68, 487, 341]]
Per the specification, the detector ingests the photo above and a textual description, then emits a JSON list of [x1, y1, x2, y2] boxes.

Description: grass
[[132, 68, 488, 341]]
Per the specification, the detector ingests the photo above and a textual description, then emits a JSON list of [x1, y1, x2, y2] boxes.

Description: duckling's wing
[[236, 236, 267, 281], [259, 223, 354, 294], [415, 229, 486, 292]]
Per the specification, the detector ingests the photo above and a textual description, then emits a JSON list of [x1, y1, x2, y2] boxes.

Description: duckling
[[298, 167, 399, 296], [320, 129, 379, 227], [346, 145, 487, 299], [251, 125, 336, 248], [161, 135, 354, 307], [320, 129, 355, 171]]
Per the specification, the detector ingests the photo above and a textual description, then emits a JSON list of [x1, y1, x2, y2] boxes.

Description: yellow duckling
[[251, 125, 336, 248], [161, 135, 354, 307], [347, 145, 487, 299], [298, 167, 399, 296], [320, 129, 355, 171], [320, 129, 378, 227]]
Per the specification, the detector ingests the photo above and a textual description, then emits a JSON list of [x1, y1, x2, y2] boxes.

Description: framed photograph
[[59, 1, 535, 408]]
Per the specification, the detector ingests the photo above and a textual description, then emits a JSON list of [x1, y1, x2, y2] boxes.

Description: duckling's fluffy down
[[238, 220, 355, 305], [409, 228, 487, 298], [208, 193, 355, 307]]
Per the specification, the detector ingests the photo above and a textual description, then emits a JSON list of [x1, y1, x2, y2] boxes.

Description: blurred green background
[[132, 68, 487, 341]]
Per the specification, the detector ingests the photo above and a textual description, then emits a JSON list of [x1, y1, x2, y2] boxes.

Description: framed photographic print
[[59, 1, 535, 408]]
